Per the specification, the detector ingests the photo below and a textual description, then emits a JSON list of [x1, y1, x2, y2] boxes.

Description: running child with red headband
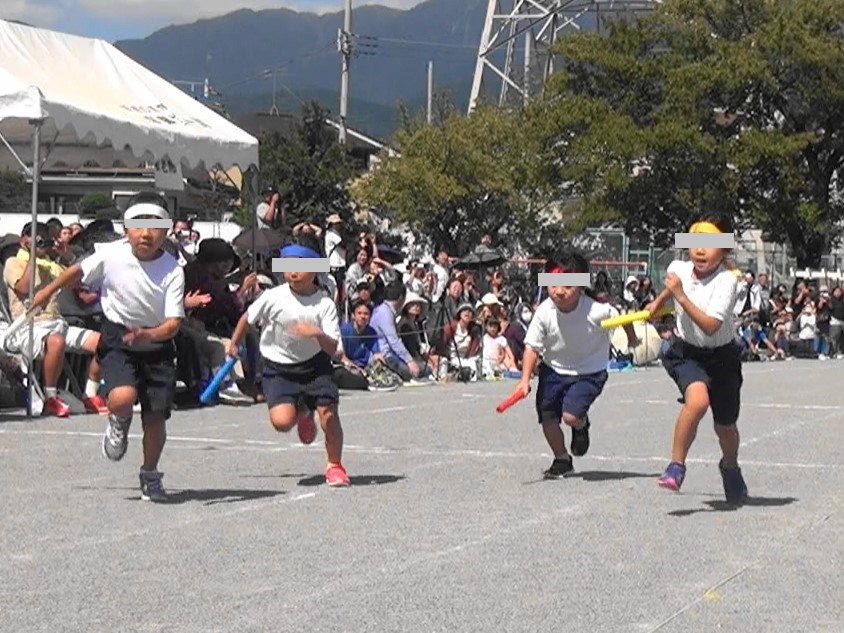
[[645, 216, 748, 504], [515, 252, 638, 479], [227, 233, 349, 486]]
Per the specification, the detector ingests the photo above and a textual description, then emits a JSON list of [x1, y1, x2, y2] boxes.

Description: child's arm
[[30, 263, 83, 308], [664, 273, 722, 335], [127, 318, 182, 344], [227, 312, 251, 357], [622, 323, 639, 348], [644, 288, 672, 316]]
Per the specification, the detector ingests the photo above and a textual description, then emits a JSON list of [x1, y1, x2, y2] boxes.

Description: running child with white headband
[[227, 233, 349, 486], [30, 192, 185, 502]]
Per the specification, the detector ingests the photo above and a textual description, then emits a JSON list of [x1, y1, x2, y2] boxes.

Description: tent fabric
[[0, 19, 259, 171]]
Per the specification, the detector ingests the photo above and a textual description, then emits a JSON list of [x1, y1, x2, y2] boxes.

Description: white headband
[[124, 202, 170, 221]]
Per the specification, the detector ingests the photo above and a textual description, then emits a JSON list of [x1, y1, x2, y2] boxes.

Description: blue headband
[[280, 244, 322, 259]]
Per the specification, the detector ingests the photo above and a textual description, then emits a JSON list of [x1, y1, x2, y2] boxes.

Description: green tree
[[0, 170, 28, 214], [351, 105, 544, 256], [530, 0, 844, 267], [238, 101, 362, 234]]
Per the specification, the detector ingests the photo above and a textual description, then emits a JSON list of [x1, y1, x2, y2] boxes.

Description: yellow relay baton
[[600, 304, 673, 329]]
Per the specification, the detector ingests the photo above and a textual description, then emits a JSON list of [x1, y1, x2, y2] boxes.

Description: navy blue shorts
[[661, 336, 742, 426], [262, 352, 339, 410], [97, 320, 176, 420], [535, 364, 608, 424]]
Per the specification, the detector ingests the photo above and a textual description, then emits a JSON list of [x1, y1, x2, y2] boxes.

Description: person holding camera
[[256, 187, 282, 230]]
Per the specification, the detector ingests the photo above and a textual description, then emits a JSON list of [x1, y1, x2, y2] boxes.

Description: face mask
[[521, 310, 533, 323]]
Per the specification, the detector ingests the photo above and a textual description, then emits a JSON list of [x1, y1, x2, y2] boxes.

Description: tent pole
[[26, 119, 43, 418], [249, 167, 258, 271]]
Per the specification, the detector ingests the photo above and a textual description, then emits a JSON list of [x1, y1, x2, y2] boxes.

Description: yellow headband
[[689, 221, 721, 234], [688, 220, 739, 275]]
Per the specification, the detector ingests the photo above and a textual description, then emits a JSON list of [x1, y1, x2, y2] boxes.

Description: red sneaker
[[325, 463, 350, 487], [296, 409, 317, 445], [83, 394, 109, 415], [44, 396, 70, 418]]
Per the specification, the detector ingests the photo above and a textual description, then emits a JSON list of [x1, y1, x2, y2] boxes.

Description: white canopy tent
[[0, 18, 260, 415]]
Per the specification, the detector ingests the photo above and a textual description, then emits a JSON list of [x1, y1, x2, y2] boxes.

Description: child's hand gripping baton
[[600, 304, 673, 329], [199, 348, 243, 404], [497, 388, 528, 413]]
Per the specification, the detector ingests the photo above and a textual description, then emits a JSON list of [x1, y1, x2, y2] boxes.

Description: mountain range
[[115, 0, 490, 140]]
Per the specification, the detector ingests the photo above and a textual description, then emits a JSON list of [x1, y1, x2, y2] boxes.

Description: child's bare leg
[[316, 404, 343, 465], [715, 425, 740, 467], [140, 413, 166, 471], [561, 411, 586, 429], [268, 404, 298, 432], [671, 382, 709, 464], [42, 333, 65, 388], [107, 385, 138, 418], [541, 421, 567, 458]]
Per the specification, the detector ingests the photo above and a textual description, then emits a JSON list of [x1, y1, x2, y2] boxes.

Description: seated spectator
[[182, 238, 260, 403], [481, 317, 519, 378], [442, 303, 483, 380], [370, 280, 430, 383], [3, 222, 107, 416], [397, 292, 437, 373], [340, 301, 381, 369], [634, 275, 657, 309], [622, 275, 639, 311], [500, 301, 528, 367], [442, 278, 464, 322], [736, 316, 785, 361], [338, 300, 400, 391]]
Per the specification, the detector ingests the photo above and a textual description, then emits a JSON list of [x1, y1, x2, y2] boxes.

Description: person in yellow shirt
[[3, 222, 107, 417]]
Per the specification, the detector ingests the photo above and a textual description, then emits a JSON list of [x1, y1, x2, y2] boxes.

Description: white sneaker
[[819, 354, 829, 360], [219, 383, 254, 405]]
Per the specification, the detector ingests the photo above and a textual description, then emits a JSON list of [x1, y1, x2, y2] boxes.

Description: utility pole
[[427, 61, 434, 124], [338, 0, 352, 144]]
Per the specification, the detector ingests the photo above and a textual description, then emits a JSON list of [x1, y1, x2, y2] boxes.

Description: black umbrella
[[375, 244, 405, 265], [453, 250, 508, 270], [232, 228, 286, 254]]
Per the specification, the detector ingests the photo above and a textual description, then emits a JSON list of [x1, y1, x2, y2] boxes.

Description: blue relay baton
[[199, 349, 242, 404]]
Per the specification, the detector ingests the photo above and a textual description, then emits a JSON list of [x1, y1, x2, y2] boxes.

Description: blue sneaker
[[719, 460, 748, 504], [658, 461, 686, 491]]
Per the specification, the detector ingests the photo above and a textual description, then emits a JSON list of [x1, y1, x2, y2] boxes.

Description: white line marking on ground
[[615, 399, 844, 411]]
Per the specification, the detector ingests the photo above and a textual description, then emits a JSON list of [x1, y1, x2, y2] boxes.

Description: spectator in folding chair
[[2, 222, 107, 417]]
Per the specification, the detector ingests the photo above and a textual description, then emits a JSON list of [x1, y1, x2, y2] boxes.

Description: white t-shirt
[[80, 239, 185, 328], [524, 295, 616, 375], [483, 334, 507, 362], [666, 260, 737, 348], [324, 230, 345, 268], [432, 264, 449, 302], [246, 283, 340, 365], [256, 202, 271, 229]]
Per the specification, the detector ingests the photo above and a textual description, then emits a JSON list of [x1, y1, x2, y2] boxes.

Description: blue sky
[[2, 0, 425, 41]]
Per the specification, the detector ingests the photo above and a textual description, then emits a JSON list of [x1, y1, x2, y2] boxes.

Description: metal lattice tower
[[468, 0, 662, 114]]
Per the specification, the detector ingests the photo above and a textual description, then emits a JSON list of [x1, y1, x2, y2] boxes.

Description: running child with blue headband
[[227, 233, 349, 486], [645, 215, 748, 504]]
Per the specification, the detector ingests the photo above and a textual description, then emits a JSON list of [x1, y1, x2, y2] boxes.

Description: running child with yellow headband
[[645, 216, 748, 504]]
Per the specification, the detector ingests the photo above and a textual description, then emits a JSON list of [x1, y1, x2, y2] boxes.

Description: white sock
[[85, 379, 100, 398], [44, 387, 57, 398]]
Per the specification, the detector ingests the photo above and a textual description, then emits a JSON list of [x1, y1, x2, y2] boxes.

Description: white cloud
[[76, 0, 423, 23], [1, 0, 64, 25]]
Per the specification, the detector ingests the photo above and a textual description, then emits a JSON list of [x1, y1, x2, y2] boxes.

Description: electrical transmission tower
[[469, 0, 662, 114]]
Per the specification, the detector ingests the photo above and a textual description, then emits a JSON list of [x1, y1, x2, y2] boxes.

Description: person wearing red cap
[[516, 252, 638, 479]]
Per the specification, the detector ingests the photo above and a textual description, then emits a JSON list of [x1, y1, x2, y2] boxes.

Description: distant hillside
[[115, 0, 487, 136]]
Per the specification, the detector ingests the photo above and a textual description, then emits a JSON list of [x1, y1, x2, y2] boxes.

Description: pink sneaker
[[296, 409, 317, 445], [325, 463, 350, 487]]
